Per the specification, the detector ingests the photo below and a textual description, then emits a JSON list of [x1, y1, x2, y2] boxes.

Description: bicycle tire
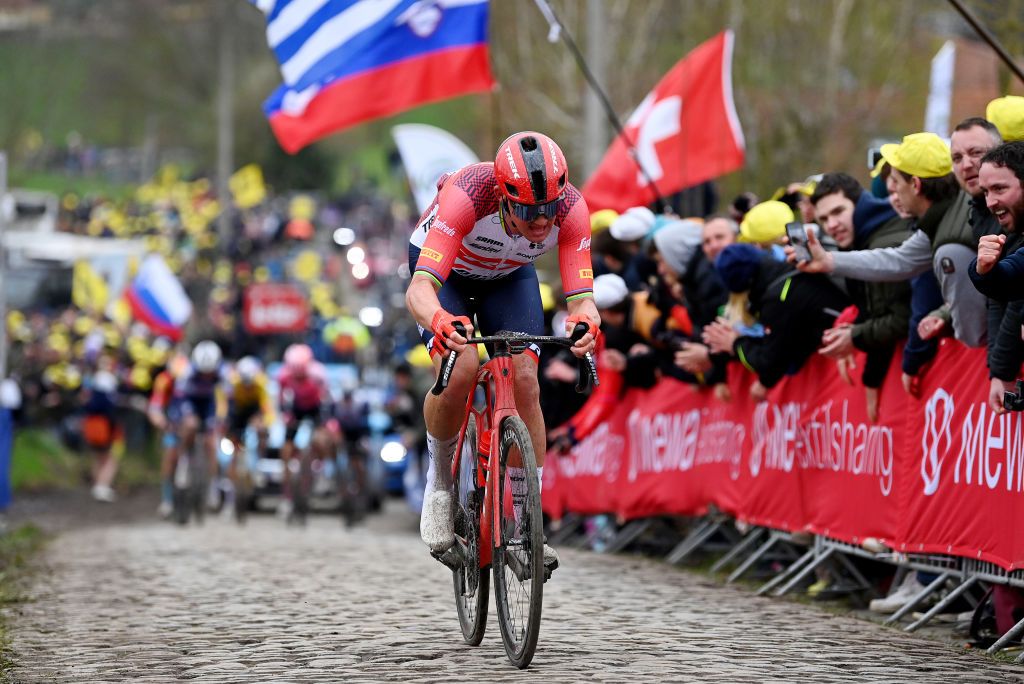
[[452, 415, 488, 645], [234, 458, 251, 525], [291, 451, 312, 525], [190, 440, 207, 526], [492, 416, 543, 669]]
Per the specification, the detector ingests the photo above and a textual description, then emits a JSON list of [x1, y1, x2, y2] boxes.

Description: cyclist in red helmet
[[405, 131, 600, 571], [275, 343, 330, 517]]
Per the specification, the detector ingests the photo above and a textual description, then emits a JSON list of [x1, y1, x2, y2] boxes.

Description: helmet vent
[[504, 182, 519, 198], [519, 136, 538, 152], [558, 172, 567, 189], [530, 170, 547, 203]]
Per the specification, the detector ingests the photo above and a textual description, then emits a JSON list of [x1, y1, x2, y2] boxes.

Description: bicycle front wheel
[[453, 414, 488, 645], [492, 416, 543, 669]]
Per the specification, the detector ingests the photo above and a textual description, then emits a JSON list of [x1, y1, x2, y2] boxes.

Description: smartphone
[[786, 221, 811, 264], [867, 147, 883, 170]]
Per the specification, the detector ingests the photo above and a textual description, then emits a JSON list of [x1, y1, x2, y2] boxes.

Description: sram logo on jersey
[[504, 145, 520, 179], [579, 269, 594, 279], [474, 236, 503, 246], [421, 248, 444, 263]]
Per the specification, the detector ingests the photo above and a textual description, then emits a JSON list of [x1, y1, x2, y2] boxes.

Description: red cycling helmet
[[494, 131, 568, 221], [283, 344, 313, 373]]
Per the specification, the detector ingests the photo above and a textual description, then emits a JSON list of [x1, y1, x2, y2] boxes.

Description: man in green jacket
[[810, 173, 912, 420]]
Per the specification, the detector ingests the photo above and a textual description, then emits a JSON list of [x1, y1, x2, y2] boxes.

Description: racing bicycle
[[431, 324, 597, 669]]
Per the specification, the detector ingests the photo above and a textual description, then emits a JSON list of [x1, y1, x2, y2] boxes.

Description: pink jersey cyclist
[[276, 346, 329, 440]]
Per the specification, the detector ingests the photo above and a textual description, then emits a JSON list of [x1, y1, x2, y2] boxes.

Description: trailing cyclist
[[174, 341, 230, 511], [404, 131, 600, 572], [275, 343, 332, 518], [147, 352, 188, 518], [224, 356, 275, 515]]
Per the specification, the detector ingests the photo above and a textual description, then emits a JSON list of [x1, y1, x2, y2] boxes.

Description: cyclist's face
[[508, 210, 554, 243]]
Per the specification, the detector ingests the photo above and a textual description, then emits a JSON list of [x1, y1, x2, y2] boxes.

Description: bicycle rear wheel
[[291, 450, 312, 525], [452, 415, 488, 645], [492, 416, 543, 669]]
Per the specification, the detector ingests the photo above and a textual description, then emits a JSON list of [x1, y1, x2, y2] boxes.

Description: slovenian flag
[[253, 0, 495, 153], [125, 255, 193, 341]]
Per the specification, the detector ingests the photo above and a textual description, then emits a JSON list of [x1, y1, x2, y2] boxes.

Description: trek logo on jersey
[[577, 237, 591, 252], [421, 247, 444, 263], [418, 204, 439, 233], [504, 145, 521, 179], [579, 268, 594, 279]]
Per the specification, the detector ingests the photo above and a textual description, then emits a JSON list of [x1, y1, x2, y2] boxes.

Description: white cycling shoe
[[543, 544, 560, 571], [420, 489, 455, 553]]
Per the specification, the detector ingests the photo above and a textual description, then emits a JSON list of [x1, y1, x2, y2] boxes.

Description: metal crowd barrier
[[552, 512, 1024, 662]]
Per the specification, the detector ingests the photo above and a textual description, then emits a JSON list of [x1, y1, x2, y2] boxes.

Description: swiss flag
[[583, 31, 745, 212]]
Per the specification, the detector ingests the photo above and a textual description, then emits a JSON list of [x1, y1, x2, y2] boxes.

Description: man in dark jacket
[[810, 173, 912, 418], [703, 244, 850, 390], [964, 136, 1024, 412]]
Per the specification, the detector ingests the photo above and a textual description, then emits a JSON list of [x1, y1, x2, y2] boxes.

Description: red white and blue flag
[[125, 255, 192, 341], [253, 0, 495, 153]]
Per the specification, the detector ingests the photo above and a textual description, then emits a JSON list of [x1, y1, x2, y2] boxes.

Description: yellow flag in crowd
[[230, 164, 267, 210], [72, 261, 109, 312]]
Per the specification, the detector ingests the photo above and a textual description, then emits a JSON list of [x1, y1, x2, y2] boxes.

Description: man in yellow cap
[[792, 131, 975, 397]]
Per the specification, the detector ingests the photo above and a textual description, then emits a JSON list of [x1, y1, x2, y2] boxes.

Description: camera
[[1004, 380, 1024, 412]]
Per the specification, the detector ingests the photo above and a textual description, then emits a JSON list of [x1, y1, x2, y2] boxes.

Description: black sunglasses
[[505, 196, 563, 222]]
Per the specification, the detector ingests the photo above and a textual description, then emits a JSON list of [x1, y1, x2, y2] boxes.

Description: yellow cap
[[589, 209, 619, 234], [986, 95, 1024, 142], [739, 201, 794, 244], [870, 157, 887, 179], [879, 132, 952, 178]]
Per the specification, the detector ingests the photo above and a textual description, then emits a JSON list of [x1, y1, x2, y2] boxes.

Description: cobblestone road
[[8, 504, 1024, 683]]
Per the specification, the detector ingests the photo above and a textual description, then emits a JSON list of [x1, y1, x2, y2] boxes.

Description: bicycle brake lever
[[430, 321, 467, 396], [575, 351, 600, 393]]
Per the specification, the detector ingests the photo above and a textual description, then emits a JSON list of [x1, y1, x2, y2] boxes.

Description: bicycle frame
[[452, 349, 521, 570]]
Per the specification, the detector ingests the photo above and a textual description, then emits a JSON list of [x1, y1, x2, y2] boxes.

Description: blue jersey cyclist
[[405, 131, 601, 572]]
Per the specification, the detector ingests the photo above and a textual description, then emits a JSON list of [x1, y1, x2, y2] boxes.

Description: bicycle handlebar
[[430, 323, 599, 396]]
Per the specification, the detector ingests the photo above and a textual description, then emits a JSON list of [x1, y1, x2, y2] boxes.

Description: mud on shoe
[[543, 543, 560, 572], [420, 489, 455, 553]]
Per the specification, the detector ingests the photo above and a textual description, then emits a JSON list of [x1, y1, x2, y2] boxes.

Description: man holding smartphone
[[808, 173, 913, 420]]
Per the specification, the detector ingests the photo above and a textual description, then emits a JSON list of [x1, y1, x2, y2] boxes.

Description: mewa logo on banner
[[583, 30, 746, 212], [253, 0, 495, 153]]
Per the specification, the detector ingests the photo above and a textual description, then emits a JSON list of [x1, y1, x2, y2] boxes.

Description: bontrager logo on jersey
[[504, 145, 520, 179], [421, 247, 444, 262], [579, 268, 593, 279]]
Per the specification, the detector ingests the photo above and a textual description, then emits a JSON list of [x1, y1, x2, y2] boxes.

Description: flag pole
[[531, 0, 668, 212], [947, 0, 1024, 86]]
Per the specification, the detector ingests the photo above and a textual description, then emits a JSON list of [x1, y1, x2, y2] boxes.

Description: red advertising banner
[[898, 341, 1024, 569], [242, 284, 309, 335], [543, 339, 1024, 570]]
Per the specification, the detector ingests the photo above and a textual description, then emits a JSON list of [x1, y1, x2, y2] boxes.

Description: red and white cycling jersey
[[409, 162, 594, 302]]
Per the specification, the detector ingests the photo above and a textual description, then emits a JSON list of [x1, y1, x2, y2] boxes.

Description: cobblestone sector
[[8, 510, 1024, 683]]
